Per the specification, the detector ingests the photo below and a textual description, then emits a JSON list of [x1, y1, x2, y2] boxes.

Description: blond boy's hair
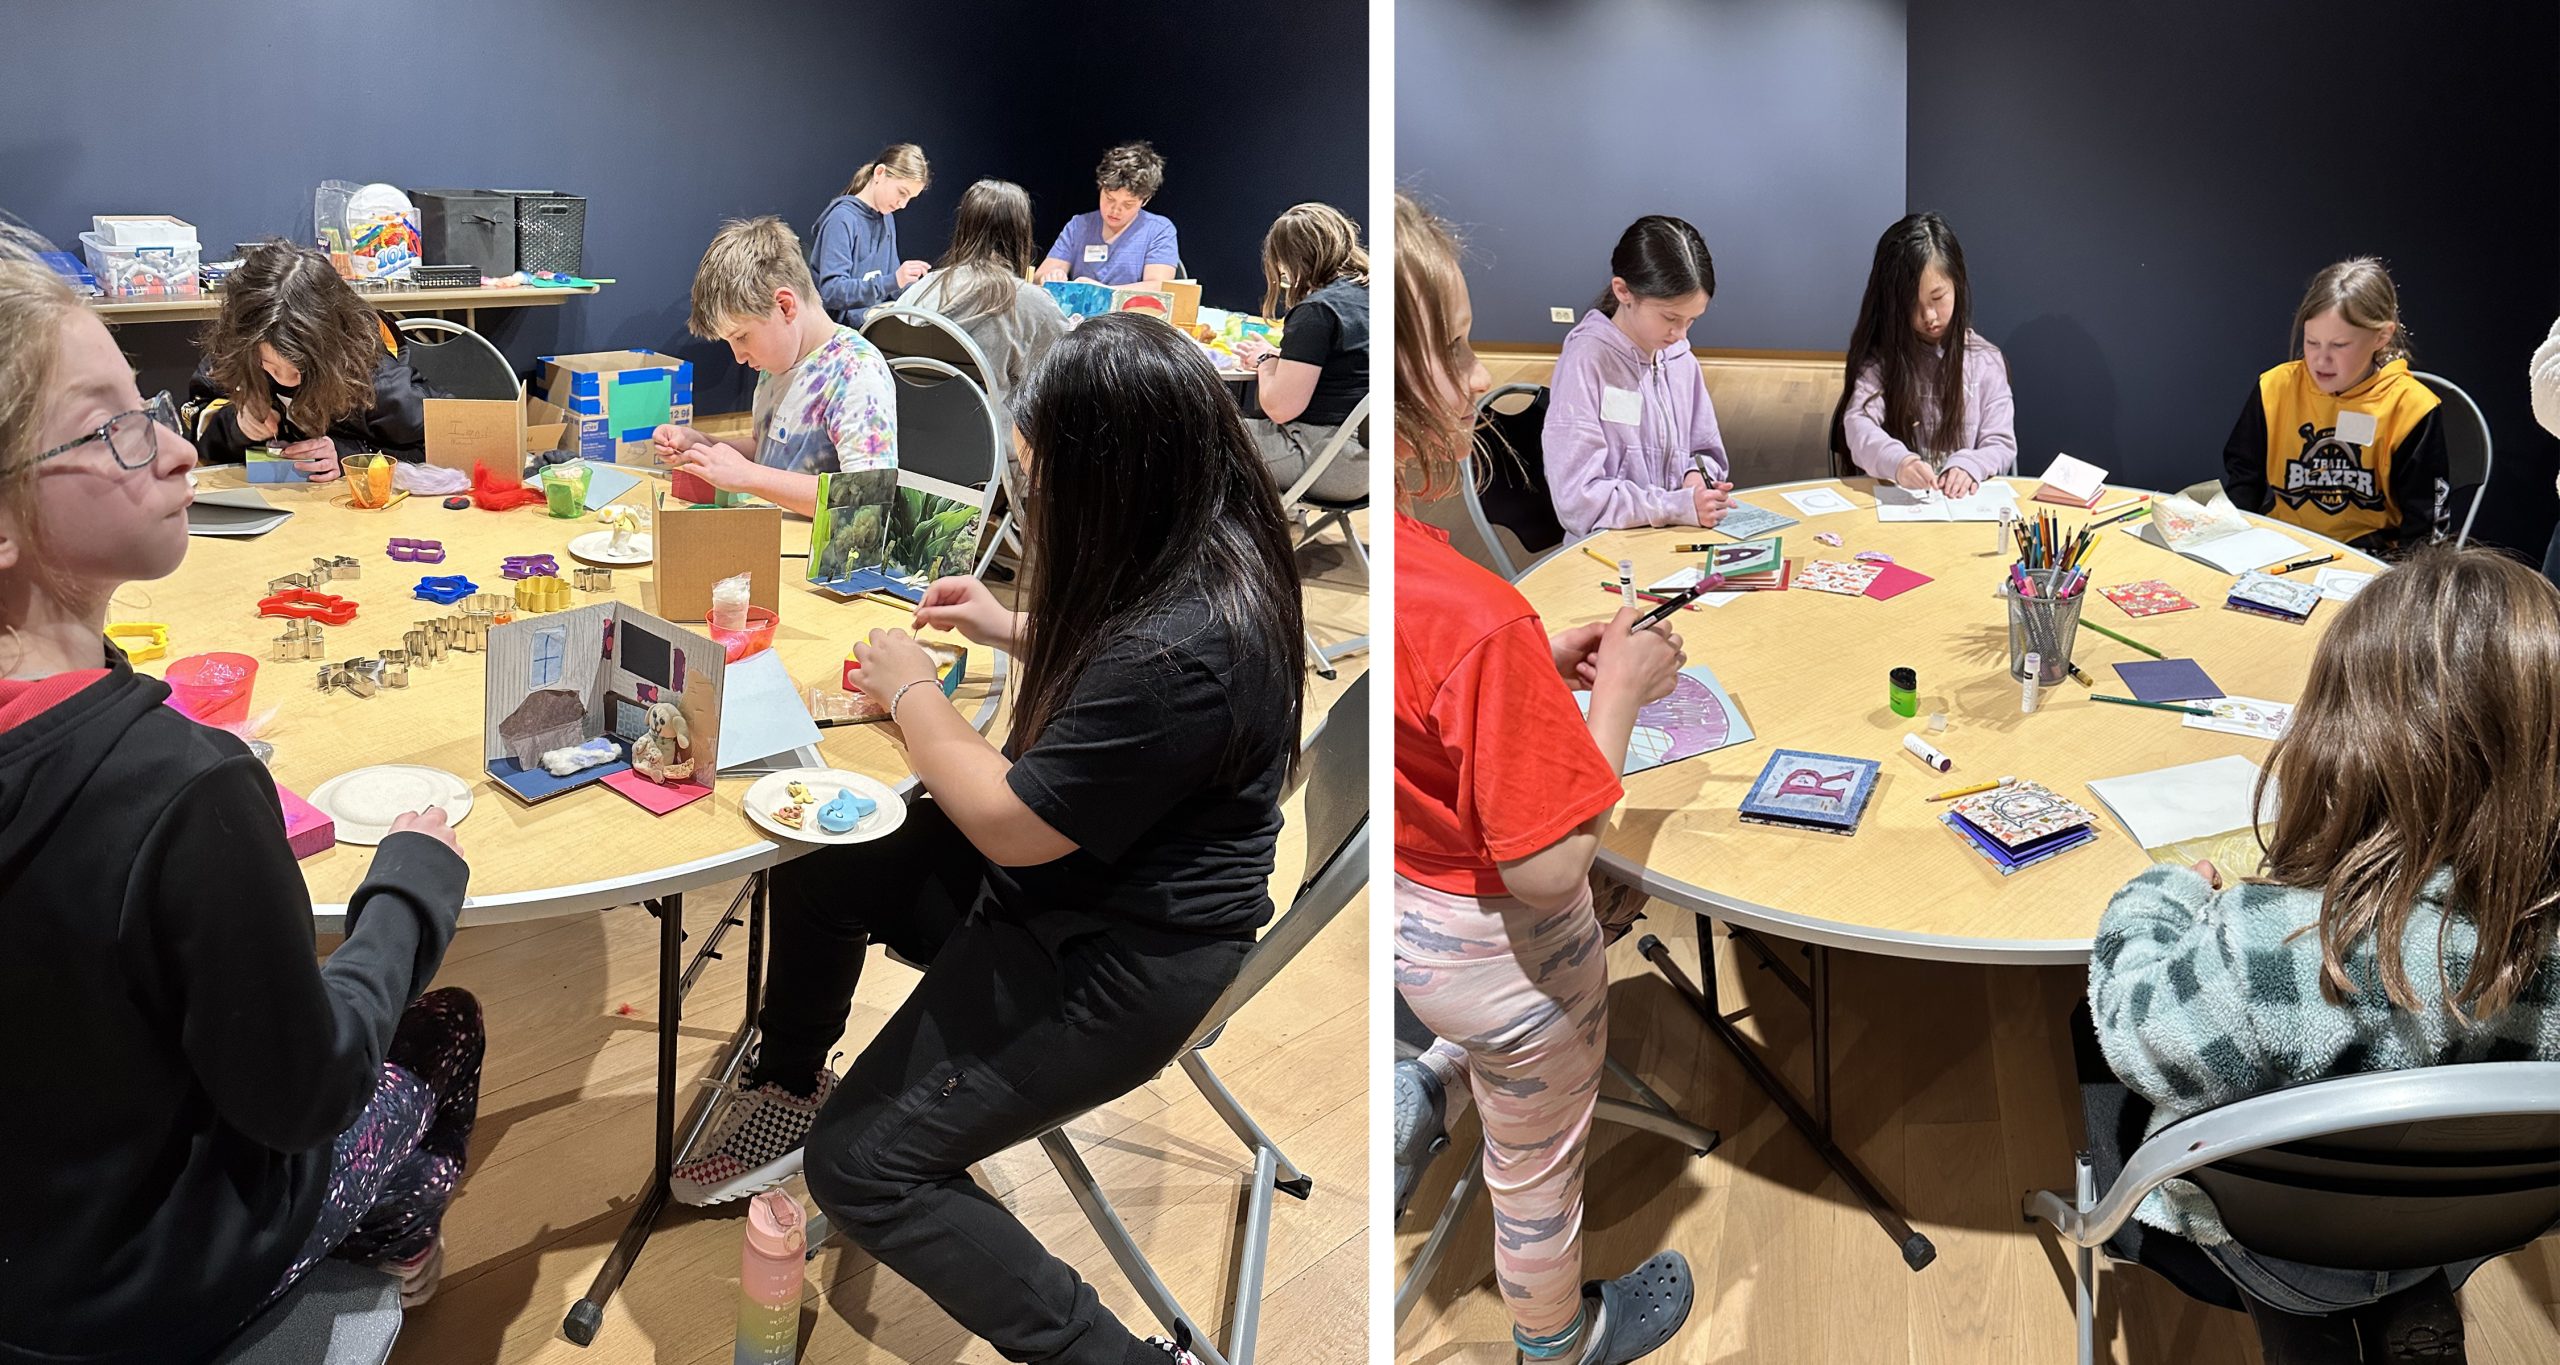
[[687, 216, 821, 337]]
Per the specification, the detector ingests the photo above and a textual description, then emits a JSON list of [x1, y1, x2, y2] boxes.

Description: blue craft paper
[[2112, 658, 2223, 703]]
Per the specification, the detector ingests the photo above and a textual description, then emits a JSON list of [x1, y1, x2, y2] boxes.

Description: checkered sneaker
[[668, 1066, 838, 1207], [1143, 1336, 1203, 1365]]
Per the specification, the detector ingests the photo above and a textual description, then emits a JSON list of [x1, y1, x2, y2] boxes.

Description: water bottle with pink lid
[[734, 1188, 804, 1364]]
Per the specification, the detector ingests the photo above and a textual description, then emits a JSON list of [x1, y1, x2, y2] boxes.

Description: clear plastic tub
[[81, 231, 201, 299]]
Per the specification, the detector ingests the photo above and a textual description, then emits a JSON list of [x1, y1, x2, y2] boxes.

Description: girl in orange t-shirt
[[1391, 191, 1695, 1365]]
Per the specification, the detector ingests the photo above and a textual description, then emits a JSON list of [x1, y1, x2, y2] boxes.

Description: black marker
[[1630, 576, 1719, 631]]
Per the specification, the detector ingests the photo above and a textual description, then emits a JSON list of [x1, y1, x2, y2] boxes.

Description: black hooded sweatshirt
[[0, 650, 467, 1365]]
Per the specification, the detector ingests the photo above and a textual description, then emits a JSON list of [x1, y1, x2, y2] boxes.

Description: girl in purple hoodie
[[1541, 216, 1736, 535], [1830, 213, 2016, 495]]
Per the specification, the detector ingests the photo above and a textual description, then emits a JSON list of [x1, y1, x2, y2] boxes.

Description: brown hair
[[934, 180, 1040, 321], [2291, 256, 2411, 366], [0, 223, 87, 587], [202, 241, 389, 436], [1259, 202, 1368, 319], [842, 143, 930, 198], [1096, 141, 1166, 200], [1393, 192, 1476, 504], [687, 216, 821, 336], [2257, 545, 2560, 1019]]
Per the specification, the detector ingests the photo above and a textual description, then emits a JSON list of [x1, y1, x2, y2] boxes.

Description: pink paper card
[[2101, 579, 2198, 617], [1861, 562, 1934, 601], [602, 770, 712, 815], [274, 782, 335, 860]]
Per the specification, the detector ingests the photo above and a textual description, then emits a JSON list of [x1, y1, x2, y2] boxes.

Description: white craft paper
[[2085, 754, 2271, 848], [2126, 521, 2307, 574], [2312, 567, 2375, 602], [718, 648, 826, 774], [1779, 485, 1857, 517]]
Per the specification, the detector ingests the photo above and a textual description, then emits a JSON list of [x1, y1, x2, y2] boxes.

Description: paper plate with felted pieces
[[307, 764, 475, 845], [744, 767, 905, 846]]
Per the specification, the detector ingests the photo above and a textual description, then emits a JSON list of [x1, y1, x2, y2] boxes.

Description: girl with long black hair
[[1829, 212, 2016, 495], [670, 313, 1304, 1365]]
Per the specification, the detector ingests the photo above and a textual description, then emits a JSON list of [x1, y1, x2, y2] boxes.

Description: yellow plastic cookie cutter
[[514, 574, 571, 613], [107, 622, 170, 661]]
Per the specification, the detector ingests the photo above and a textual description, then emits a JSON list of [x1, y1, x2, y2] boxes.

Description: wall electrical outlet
[[1549, 306, 1574, 324]]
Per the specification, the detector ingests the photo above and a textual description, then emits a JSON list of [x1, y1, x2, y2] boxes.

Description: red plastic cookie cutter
[[256, 587, 360, 625]]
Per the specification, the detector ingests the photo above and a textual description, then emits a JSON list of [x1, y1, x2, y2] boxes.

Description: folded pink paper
[[1862, 562, 1934, 601]]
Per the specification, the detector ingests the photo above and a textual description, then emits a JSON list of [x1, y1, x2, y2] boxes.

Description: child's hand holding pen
[[1594, 606, 1684, 706]]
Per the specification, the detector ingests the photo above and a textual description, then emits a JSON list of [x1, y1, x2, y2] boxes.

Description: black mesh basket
[[500, 191, 585, 275]]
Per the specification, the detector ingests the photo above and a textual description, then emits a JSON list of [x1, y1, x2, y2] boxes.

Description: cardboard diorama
[[482, 603, 725, 814], [806, 467, 983, 603], [538, 350, 695, 465], [654, 487, 782, 622], [424, 392, 572, 474]]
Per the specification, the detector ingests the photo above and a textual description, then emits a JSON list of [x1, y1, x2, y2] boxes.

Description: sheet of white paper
[[2312, 567, 2375, 602], [2037, 453, 2108, 501], [1647, 567, 1706, 593], [2085, 754, 2269, 847], [2128, 521, 2305, 574], [1779, 486, 1857, 517], [717, 648, 827, 771], [2180, 695, 2295, 742], [1875, 480, 2018, 521]]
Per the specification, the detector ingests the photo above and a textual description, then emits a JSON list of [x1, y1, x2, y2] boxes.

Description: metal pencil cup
[[2001, 569, 2082, 687]]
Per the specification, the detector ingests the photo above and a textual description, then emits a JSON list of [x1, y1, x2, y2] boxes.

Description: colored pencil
[[1927, 776, 2014, 801], [2079, 618, 2164, 658], [2089, 502, 2152, 529], [1581, 545, 1619, 572], [2092, 694, 2213, 717]]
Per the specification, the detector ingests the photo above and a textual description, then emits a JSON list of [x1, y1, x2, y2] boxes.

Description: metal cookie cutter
[[457, 593, 513, 626], [574, 566, 614, 592], [313, 554, 361, 581], [318, 658, 382, 699], [514, 574, 570, 613], [375, 651, 411, 688], [501, 553, 560, 580], [266, 570, 321, 594], [274, 619, 326, 661], [386, 538, 445, 564]]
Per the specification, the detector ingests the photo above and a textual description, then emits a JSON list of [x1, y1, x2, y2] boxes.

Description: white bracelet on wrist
[[887, 677, 937, 724]]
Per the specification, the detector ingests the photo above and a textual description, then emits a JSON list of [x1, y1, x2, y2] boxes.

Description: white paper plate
[[307, 764, 475, 846], [568, 530, 653, 565], [743, 768, 906, 846]]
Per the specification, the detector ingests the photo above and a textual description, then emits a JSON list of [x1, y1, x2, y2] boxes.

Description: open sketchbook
[[2123, 493, 2305, 574], [187, 486, 294, 537], [1874, 480, 2021, 522]]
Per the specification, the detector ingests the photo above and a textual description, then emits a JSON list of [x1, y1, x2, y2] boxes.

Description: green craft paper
[[614, 376, 672, 438]]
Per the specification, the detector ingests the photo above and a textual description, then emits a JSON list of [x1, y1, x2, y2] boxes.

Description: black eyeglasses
[[26, 391, 183, 473]]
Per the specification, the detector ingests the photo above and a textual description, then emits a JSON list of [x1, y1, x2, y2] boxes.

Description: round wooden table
[[141, 466, 1005, 928], [1513, 477, 2373, 965], [1515, 475, 2376, 1269]]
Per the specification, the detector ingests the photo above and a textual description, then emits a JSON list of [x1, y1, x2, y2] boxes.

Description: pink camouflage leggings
[[1394, 873, 1613, 1340]]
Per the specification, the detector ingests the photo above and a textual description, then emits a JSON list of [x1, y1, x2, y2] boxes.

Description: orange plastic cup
[[165, 652, 258, 726], [707, 606, 778, 663], [342, 454, 395, 508]]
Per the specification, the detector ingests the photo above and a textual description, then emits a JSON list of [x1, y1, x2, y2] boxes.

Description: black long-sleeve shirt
[[0, 653, 466, 1365], [186, 339, 435, 465]]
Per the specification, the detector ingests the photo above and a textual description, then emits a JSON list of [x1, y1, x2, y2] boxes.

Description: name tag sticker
[[1600, 386, 1643, 426], [2333, 409, 2378, 446], [1083, 243, 1109, 263]]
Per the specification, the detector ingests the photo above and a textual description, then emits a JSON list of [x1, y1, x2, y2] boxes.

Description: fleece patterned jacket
[[2089, 863, 2560, 1244]]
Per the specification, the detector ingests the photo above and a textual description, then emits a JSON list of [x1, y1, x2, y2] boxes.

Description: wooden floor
[[365, 515, 1372, 1363], [1394, 906, 2560, 1362]]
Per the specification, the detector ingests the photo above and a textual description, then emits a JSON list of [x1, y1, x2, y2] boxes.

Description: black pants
[[755, 798, 1253, 1365]]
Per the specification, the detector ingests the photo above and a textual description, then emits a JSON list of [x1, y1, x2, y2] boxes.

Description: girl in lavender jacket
[[1830, 213, 2016, 496], [1541, 216, 1737, 535]]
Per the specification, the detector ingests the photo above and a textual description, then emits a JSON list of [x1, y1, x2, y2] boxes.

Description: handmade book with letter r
[[1738, 749, 1880, 835]]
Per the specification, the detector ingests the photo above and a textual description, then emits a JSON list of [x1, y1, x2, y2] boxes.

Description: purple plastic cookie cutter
[[501, 553, 560, 580], [387, 537, 446, 564], [413, 575, 480, 605]]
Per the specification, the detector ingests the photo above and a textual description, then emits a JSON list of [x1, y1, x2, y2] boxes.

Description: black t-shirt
[[1279, 276, 1370, 428], [997, 597, 1293, 941]]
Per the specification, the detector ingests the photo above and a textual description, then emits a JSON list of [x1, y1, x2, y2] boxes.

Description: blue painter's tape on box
[[536, 350, 694, 464]]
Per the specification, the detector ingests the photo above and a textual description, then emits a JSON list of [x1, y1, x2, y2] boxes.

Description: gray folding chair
[[863, 303, 999, 398], [810, 673, 1370, 1365], [2412, 370, 2493, 547], [1280, 394, 1370, 680], [1461, 384, 1569, 582], [2025, 1062, 2560, 1365], [212, 1260, 403, 1364], [884, 356, 1012, 577], [393, 317, 518, 401]]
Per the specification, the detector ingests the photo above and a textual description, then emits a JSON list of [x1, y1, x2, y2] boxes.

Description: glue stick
[[2021, 651, 2042, 714], [1617, 559, 1635, 602], [1902, 733, 1952, 772]]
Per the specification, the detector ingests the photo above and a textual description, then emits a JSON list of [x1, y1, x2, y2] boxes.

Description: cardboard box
[[539, 350, 694, 465], [1157, 279, 1202, 328], [653, 489, 781, 623], [424, 394, 571, 474]]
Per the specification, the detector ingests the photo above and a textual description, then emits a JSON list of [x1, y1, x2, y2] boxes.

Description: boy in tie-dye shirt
[[656, 215, 897, 517]]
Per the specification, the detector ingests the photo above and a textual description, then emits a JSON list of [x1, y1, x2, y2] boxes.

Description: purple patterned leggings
[[262, 987, 484, 1304]]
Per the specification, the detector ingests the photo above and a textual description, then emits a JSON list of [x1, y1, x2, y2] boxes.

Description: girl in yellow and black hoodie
[[186, 241, 437, 482], [2221, 257, 2447, 556]]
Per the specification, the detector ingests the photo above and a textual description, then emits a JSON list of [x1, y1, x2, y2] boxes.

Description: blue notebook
[[1942, 812, 2097, 875], [1737, 749, 1880, 835]]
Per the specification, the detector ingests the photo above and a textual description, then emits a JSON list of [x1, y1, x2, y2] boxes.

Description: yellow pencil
[[1927, 776, 2014, 801], [1581, 545, 1618, 573]]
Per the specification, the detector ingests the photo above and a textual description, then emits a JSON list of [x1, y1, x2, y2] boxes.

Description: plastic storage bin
[[413, 188, 516, 276], [494, 189, 585, 274], [80, 231, 200, 299]]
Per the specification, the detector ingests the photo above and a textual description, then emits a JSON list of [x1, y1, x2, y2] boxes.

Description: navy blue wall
[[1, 0, 1367, 415], [1909, 1, 2560, 555], [1396, 0, 1908, 352]]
